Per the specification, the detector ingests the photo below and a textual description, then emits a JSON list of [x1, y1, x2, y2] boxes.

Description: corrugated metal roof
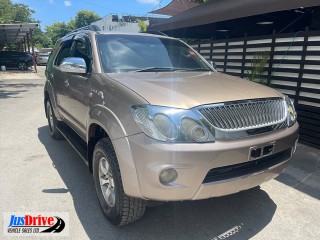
[[0, 23, 39, 44], [150, 0, 199, 16]]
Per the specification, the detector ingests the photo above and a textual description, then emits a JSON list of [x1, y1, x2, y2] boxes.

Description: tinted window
[[71, 35, 91, 71], [54, 40, 73, 66], [96, 35, 211, 73]]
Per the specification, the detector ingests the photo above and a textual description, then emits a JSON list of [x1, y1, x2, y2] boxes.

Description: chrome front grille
[[198, 99, 287, 131]]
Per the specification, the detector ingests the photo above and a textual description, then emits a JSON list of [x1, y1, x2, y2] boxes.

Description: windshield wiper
[[176, 68, 210, 72], [131, 67, 211, 72], [132, 67, 185, 72]]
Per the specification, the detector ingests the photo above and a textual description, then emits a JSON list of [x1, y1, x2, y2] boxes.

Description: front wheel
[[93, 138, 146, 226]]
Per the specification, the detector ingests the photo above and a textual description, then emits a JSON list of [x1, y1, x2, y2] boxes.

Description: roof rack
[[70, 25, 101, 34]]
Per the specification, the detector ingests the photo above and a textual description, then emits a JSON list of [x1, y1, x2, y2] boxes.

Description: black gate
[[189, 30, 320, 149]]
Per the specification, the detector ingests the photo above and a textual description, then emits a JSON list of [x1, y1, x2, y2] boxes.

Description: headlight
[[131, 105, 215, 143], [153, 113, 178, 140], [181, 118, 209, 142], [285, 95, 297, 127]]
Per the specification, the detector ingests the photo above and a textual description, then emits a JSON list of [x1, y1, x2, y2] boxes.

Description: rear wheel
[[46, 100, 63, 139], [18, 61, 27, 70], [93, 138, 146, 226]]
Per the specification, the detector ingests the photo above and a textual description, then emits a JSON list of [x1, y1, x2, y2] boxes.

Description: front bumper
[[112, 123, 299, 201]]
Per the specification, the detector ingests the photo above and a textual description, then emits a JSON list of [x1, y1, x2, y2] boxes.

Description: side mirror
[[59, 57, 87, 74]]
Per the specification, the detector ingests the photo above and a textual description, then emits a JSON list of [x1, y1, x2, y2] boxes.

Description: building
[[92, 14, 166, 33]]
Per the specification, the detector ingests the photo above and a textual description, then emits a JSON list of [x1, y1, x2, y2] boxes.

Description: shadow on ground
[[276, 144, 320, 200], [0, 67, 34, 73], [0, 82, 43, 99], [38, 125, 276, 240]]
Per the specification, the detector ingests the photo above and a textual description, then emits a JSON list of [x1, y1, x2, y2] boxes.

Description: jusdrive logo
[[8, 214, 65, 233]]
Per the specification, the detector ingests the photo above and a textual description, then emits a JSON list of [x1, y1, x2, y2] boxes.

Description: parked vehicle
[[36, 52, 50, 65], [44, 27, 299, 226], [0, 51, 33, 70]]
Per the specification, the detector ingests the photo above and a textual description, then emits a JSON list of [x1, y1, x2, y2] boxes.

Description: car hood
[[106, 71, 282, 109]]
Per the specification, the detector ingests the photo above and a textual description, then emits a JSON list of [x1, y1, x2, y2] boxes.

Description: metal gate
[[189, 30, 320, 149]]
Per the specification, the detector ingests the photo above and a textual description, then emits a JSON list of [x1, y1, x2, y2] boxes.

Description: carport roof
[[150, 0, 199, 16], [0, 23, 39, 44], [148, 0, 320, 31]]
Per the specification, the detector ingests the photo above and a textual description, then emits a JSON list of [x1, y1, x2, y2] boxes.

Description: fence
[[188, 29, 320, 149]]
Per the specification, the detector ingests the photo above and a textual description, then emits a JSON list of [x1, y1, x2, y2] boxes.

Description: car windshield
[[96, 34, 212, 73]]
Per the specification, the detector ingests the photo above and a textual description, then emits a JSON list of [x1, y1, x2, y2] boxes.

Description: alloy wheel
[[18, 62, 27, 70], [47, 102, 54, 133], [99, 157, 116, 207]]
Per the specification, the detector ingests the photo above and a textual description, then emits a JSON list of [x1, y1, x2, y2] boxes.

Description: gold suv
[[44, 27, 299, 226]]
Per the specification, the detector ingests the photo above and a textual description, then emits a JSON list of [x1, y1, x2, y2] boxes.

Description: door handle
[[64, 79, 69, 87]]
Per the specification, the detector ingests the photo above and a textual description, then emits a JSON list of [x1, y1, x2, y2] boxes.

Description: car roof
[[62, 30, 178, 41], [96, 31, 176, 40]]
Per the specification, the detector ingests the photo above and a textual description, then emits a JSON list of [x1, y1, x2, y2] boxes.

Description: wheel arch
[[87, 106, 142, 198], [87, 122, 110, 172], [44, 90, 49, 118], [44, 80, 62, 120]]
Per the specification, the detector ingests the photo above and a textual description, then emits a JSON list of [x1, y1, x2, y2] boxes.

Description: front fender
[[87, 104, 128, 141], [44, 80, 62, 120], [87, 105, 143, 198]]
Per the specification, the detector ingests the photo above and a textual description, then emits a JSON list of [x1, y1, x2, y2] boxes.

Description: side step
[[57, 122, 88, 165]]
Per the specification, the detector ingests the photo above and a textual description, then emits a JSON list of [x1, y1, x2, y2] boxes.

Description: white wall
[[92, 15, 148, 33]]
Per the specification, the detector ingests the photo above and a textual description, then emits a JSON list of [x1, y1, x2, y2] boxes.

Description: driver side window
[[54, 40, 73, 66], [70, 36, 91, 72]]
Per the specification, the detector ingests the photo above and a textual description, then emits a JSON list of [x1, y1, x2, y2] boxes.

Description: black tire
[[18, 61, 27, 70], [46, 99, 63, 140], [93, 138, 146, 226]]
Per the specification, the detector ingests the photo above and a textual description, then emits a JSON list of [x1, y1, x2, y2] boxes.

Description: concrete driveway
[[0, 66, 319, 240]]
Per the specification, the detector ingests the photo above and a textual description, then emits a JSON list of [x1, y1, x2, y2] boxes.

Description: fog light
[[159, 168, 178, 185]]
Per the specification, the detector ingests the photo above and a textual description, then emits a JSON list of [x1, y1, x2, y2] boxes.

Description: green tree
[[43, 10, 100, 47], [74, 10, 100, 28], [136, 19, 148, 32], [45, 22, 74, 46], [69, 18, 76, 29], [11, 3, 35, 22], [0, 0, 35, 23], [0, 0, 37, 50], [32, 28, 52, 49]]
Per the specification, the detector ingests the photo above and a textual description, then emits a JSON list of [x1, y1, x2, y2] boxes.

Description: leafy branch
[[245, 51, 270, 86], [136, 19, 148, 32]]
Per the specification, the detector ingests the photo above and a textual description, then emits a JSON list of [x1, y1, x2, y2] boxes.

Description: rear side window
[[54, 40, 73, 66]]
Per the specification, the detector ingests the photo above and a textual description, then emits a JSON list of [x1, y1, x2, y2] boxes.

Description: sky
[[12, 0, 171, 29]]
